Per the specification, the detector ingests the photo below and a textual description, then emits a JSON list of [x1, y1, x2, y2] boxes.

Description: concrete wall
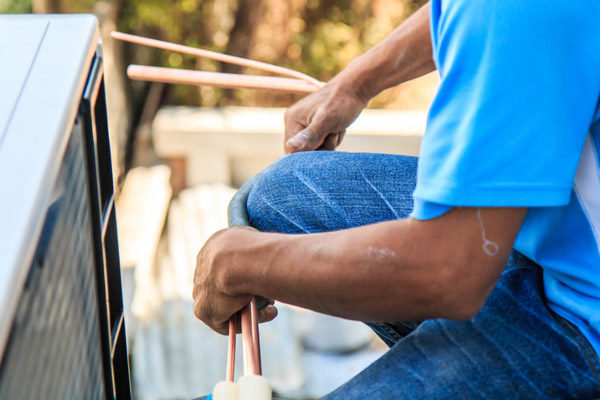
[[152, 106, 426, 188]]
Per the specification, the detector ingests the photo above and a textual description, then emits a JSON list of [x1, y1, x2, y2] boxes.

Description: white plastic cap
[[237, 375, 272, 400], [212, 380, 238, 400]]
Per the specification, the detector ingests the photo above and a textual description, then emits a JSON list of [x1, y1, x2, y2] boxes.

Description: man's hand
[[192, 226, 278, 335], [283, 2, 434, 154], [284, 83, 367, 153], [194, 207, 526, 328]]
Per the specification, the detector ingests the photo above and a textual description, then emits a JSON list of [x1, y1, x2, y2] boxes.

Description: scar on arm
[[476, 208, 499, 256], [367, 246, 397, 262]]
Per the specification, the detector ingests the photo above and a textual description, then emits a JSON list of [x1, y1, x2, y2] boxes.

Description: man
[[193, 1, 600, 398]]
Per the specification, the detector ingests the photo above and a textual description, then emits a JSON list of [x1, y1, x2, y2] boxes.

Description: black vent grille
[[0, 119, 106, 399]]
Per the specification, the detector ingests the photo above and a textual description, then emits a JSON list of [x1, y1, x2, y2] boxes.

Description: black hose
[[227, 174, 271, 311]]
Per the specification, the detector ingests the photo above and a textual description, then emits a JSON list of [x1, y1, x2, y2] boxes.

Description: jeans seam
[[552, 311, 600, 387], [378, 322, 403, 342]]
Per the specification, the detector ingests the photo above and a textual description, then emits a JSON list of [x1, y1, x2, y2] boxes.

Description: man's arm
[[192, 2, 525, 335], [283, 2, 435, 153], [194, 207, 526, 334]]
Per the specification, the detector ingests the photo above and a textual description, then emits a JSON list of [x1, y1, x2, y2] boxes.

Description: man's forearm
[[331, 2, 435, 103], [222, 207, 523, 323], [226, 220, 446, 323]]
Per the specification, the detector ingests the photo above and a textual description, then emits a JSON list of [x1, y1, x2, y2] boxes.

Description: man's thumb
[[286, 128, 317, 152]]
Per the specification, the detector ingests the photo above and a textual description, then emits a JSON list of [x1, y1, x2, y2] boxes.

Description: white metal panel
[[0, 20, 48, 142], [0, 14, 99, 356]]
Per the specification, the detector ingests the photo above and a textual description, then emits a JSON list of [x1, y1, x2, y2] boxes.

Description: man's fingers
[[258, 305, 278, 324], [216, 325, 229, 335], [286, 128, 316, 153], [318, 133, 339, 151], [283, 119, 306, 152], [193, 299, 226, 335], [224, 304, 277, 334], [286, 108, 337, 153], [336, 131, 346, 146]]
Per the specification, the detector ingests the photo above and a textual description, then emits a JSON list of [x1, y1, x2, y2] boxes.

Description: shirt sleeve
[[410, 198, 452, 220], [411, 0, 600, 219]]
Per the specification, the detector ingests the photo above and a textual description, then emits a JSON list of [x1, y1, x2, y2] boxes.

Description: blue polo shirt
[[411, 0, 600, 356]]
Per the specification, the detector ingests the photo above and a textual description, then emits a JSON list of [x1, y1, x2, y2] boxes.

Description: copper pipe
[[127, 65, 319, 94], [250, 298, 262, 375], [241, 304, 261, 376], [111, 31, 324, 88], [226, 315, 237, 382]]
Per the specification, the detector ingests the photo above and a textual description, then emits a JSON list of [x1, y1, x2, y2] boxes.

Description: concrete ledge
[[152, 106, 426, 187]]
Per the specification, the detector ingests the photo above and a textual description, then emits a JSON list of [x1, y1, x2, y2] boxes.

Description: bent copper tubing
[[111, 31, 324, 88], [227, 176, 268, 379], [127, 65, 319, 94]]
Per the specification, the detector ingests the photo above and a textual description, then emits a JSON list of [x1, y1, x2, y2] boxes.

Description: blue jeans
[[246, 151, 600, 399]]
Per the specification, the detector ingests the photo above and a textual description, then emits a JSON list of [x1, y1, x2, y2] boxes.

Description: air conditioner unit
[[0, 15, 132, 399]]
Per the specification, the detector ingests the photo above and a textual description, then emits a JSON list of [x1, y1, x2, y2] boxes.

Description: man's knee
[[247, 152, 316, 233]]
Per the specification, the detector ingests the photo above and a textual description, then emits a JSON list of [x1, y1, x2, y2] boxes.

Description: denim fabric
[[247, 151, 600, 399], [248, 152, 418, 233]]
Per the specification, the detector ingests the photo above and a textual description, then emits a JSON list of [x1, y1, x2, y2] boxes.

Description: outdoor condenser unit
[[0, 15, 132, 399]]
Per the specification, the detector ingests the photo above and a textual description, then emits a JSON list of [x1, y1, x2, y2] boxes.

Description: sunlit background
[[1, 0, 438, 398]]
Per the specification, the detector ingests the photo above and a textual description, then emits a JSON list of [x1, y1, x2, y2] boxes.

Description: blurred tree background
[[1, 0, 437, 175], [2, 0, 433, 107]]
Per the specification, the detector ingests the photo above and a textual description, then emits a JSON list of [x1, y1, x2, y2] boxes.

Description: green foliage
[[303, 21, 361, 79], [112, 0, 429, 107], [287, 2, 405, 82], [45, 0, 427, 107], [0, 0, 32, 13], [3, 0, 429, 106], [117, 0, 239, 105]]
